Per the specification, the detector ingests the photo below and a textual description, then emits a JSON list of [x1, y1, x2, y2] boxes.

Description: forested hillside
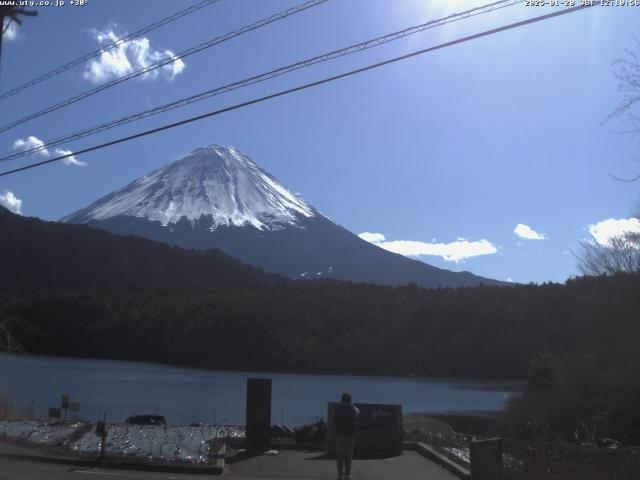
[[2, 273, 638, 380], [0, 206, 283, 291]]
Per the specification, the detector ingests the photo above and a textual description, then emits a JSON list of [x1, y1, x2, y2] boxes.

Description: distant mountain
[[63, 145, 503, 288], [0, 206, 282, 292]]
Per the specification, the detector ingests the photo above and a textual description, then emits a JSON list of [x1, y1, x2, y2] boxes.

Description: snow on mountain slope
[[62, 144, 505, 288], [62, 145, 315, 230]]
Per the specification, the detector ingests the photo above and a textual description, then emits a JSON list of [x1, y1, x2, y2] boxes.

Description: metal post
[[100, 413, 107, 461], [213, 406, 216, 426]]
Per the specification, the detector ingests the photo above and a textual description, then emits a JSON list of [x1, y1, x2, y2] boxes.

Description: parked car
[[125, 415, 166, 425]]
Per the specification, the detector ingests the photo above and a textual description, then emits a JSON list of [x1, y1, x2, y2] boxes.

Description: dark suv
[[125, 415, 166, 425]]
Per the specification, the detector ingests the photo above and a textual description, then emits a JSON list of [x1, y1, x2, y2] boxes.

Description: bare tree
[[0, 5, 38, 65], [577, 201, 640, 276], [577, 230, 640, 276], [608, 39, 640, 131], [575, 41, 640, 276], [0, 313, 38, 353], [604, 39, 640, 183]]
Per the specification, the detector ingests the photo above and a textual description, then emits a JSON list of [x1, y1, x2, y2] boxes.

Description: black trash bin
[[327, 402, 403, 458]]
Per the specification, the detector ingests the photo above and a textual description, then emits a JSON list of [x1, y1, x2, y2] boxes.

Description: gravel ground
[[0, 420, 244, 464], [503, 440, 640, 480]]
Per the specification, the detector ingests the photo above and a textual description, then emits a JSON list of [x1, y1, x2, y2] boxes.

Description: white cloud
[[55, 148, 86, 167], [380, 239, 498, 263], [84, 25, 185, 84], [514, 223, 548, 240], [0, 191, 22, 214], [588, 217, 640, 246], [358, 232, 386, 243], [359, 232, 498, 263], [13, 136, 49, 157], [12, 137, 86, 167], [3, 18, 18, 42]]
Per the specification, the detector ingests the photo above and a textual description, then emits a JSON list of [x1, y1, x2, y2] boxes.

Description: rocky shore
[[404, 412, 640, 480], [0, 420, 243, 464]]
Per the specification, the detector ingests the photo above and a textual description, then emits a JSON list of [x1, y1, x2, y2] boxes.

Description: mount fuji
[[63, 145, 501, 288]]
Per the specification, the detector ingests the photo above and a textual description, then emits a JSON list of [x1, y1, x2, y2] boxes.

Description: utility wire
[[2, 0, 522, 163], [0, 2, 597, 178], [0, 0, 222, 101], [0, 0, 328, 134]]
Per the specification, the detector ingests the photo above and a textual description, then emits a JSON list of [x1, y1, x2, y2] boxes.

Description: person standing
[[333, 392, 359, 480]]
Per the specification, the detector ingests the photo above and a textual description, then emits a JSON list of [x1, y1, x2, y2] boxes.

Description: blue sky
[[0, 0, 639, 283]]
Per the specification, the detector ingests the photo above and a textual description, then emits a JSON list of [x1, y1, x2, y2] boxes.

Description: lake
[[0, 353, 521, 426]]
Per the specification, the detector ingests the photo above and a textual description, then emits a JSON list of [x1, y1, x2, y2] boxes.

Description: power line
[[0, 2, 597, 178], [0, 0, 222, 102], [2, 0, 522, 163], [0, 0, 328, 134]]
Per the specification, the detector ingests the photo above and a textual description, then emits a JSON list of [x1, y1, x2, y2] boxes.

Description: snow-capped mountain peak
[[62, 145, 316, 230], [62, 143, 503, 288]]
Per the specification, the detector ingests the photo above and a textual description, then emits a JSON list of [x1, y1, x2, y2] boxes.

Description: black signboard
[[327, 402, 403, 458], [246, 378, 271, 451]]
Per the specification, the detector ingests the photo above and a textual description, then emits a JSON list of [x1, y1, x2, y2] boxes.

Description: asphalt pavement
[[0, 457, 212, 480], [226, 449, 460, 479], [0, 439, 461, 479]]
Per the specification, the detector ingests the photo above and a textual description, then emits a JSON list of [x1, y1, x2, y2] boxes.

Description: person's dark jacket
[[334, 403, 359, 436]]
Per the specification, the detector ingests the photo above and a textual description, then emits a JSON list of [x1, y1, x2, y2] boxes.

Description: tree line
[[2, 273, 639, 437], [0, 273, 636, 379]]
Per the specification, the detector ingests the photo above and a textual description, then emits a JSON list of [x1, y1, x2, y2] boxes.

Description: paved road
[[0, 451, 461, 480], [0, 453, 460, 480], [0, 457, 211, 480], [0, 438, 460, 480], [226, 449, 460, 479]]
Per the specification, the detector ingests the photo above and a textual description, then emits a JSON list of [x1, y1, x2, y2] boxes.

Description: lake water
[[0, 354, 521, 426]]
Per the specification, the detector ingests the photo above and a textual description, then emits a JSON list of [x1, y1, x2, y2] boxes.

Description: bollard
[[470, 437, 503, 480], [207, 439, 225, 467], [94, 419, 107, 462]]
